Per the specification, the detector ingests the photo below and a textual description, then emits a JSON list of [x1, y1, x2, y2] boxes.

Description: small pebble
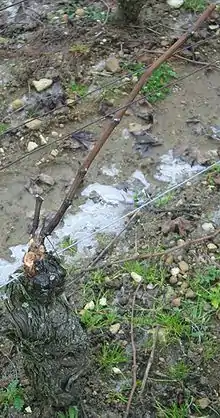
[[51, 131, 59, 137], [197, 397, 210, 410], [51, 149, 59, 157], [172, 297, 181, 307], [185, 289, 196, 299], [178, 260, 189, 273], [27, 141, 38, 152], [177, 239, 185, 246], [130, 271, 142, 283], [165, 254, 174, 265], [171, 267, 180, 276], [207, 242, 217, 251], [169, 276, 178, 284], [110, 323, 121, 334], [201, 222, 215, 233]]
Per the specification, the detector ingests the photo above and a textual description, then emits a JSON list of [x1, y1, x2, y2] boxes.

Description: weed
[[156, 309, 191, 341], [200, 283, 220, 310], [69, 43, 90, 55], [182, 0, 207, 12], [168, 360, 190, 380], [107, 391, 128, 404], [84, 5, 109, 23], [0, 380, 24, 413], [98, 342, 127, 371], [60, 236, 76, 255], [196, 266, 220, 288], [0, 123, 8, 134], [155, 193, 174, 208], [202, 336, 220, 361], [122, 62, 177, 103], [124, 261, 165, 286], [57, 406, 79, 418], [155, 400, 189, 418], [80, 296, 119, 330], [69, 82, 88, 97]]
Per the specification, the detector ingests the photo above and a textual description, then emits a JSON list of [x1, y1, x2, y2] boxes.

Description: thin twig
[[100, 0, 111, 25], [111, 227, 220, 265], [139, 326, 159, 397], [124, 283, 141, 418]]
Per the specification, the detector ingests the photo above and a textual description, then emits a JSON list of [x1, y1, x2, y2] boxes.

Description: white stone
[[51, 149, 59, 157], [202, 222, 215, 233], [167, 0, 184, 8], [131, 271, 142, 283], [207, 243, 218, 251], [27, 141, 38, 152], [33, 78, 53, 92], [99, 297, 107, 306], [171, 267, 180, 276], [109, 323, 121, 334], [84, 300, 95, 310]]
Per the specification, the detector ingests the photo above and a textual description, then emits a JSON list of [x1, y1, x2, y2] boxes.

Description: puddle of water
[[0, 182, 136, 286], [154, 149, 203, 184], [0, 244, 27, 286]]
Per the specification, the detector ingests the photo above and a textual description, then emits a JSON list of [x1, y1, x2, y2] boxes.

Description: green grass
[[84, 5, 109, 22], [124, 261, 166, 286], [0, 123, 9, 134], [0, 380, 24, 413], [168, 361, 190, 381], [182, 0, 207, 12], [155, 193, 174, 208], [190, 266, 220, 310], [122, 62, 177, 103], [69, 82, 88, 97], [80, 294, 119, 330], [60, 236, 76, 255], [57, 406, 79, 418], [155, 401, 190, 418], [98, 342, 127, 371]]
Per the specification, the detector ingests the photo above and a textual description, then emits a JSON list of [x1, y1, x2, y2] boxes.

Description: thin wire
[[0, 0, 24, 13], [57, 160, 220, 255], [1, 60, 218, 172], [0, 160, 219, 290]]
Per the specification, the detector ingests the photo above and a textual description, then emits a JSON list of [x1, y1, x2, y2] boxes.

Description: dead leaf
[[161, 217, 191, 236]]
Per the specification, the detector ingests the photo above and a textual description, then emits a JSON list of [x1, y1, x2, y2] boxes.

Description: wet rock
[[185, 289, 196, 299], [33, 78, 53, 92], [201, 222, 215, 233], [37, 173, 55, 186], [110, 323, 121, 334], [207, 242, 218, 251], [11, 98, 24, 110], [178, 260, 189, 273], [105, 56, 120, 73], [27, 141, 38, 152], [197, 397, 210, 409], [25, 119, 42, 130]]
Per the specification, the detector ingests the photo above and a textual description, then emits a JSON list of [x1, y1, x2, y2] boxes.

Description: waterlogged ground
[[0, 1, 220, 417]]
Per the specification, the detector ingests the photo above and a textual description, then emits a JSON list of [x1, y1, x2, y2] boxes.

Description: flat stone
[[105, 56, 120, 73], [178, 260, 189, 273], [38, 173, 55, 186], [11, 98, 24, 110], [27, 141, 38, 152], [201, 222, 215, 233], [32, 78, 53, 92], [25, 119, 42, 130]]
